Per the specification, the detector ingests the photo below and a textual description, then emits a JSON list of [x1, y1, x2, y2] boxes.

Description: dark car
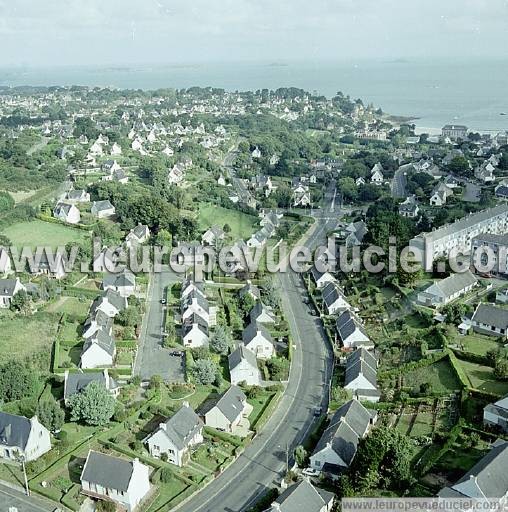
[[313, 407, 322, 417], [160, 298, 167, 305]]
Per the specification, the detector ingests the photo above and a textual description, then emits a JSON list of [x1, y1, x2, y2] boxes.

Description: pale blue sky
[[1, 0, 507, 67]]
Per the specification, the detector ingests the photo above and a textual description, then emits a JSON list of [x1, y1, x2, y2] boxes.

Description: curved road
[[176, 191, 338, 512]]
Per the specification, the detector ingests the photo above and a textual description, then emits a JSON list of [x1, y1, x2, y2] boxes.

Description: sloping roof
[[182, 290, 209, 314], [312, 400, 375, 467], [472, 303, 508, 330], [182, 313, 209, 337], [228, 345, 258, 372], [92, 199, 114, 212], [212, 385, 247, 423], [0, 279, 18, 297], [322, 281, 347, 309], [0, 412, 33, 450], [271, 479, 334, 512], [249, 302, 276, 323], [336, 310, 372, 346], [423, 270, 477, 299], [345, 348, 378, 388], [239, 281, 261, 300], [153, 405, 203, 450], [242, 321, 274, 346], [64, 371, 115, 400], [103, 269, 136, 289], [82, 329, 116, 357], [473, 233, 508, 246], [81, 450, 135, 492]]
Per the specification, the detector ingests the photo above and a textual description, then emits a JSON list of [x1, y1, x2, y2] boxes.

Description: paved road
[[175, 188, 338, 512], [391, 167, 408, 199], [134, 269, 185, 382], [0, 483, 55, 512]]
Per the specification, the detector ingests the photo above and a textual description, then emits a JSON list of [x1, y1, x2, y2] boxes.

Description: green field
[[0, 311, 60, 367], [456, 359, 508, 395], [453, 333, 502, 356], [403, 359, 462, 394], [197, 204, 258, 240], [3, 219, 89, 248], [45, 297, 90, 319]]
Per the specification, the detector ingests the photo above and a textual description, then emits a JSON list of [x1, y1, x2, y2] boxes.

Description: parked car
[[302, 467, 320, 477], [313, 406, 322, 417]]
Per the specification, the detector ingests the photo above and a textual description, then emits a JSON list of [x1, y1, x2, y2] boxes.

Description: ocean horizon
[[2, 58, 508, 134]]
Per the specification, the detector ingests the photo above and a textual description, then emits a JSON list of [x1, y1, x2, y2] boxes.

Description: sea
[[1, 58, 508, 134]]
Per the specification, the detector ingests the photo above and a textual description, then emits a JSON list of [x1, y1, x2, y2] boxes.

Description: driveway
[[462, 181, 481, 202], [134, 269, 185, 383]]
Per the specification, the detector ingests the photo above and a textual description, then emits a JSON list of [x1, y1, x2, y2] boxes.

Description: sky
[[1, 0, 508, 67]]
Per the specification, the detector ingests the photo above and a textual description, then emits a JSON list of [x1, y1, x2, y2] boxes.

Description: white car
[[302, 467, 320, 477]]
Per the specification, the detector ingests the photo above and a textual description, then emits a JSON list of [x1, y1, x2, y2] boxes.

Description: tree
[[447, 156, 471, 178], [210, 324, 231, 355], [294, 445, 308, 467], [238, 293, 255, 318], [10, 290, 31, 315], [264, 278, 281, 309], [223, 223, 231, 234], [266, 358, 290, 381], [36, 399, 65, 432], [0, 361, 39, 403], [97, 501, 116, 512], [442, 303, 467, 325], [494, 358, 508, 380], [192, 359, 218, 385], [68, 381, 116, 426]]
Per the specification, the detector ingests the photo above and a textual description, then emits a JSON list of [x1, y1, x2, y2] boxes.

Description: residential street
[[175, 188, 338, 512], [391, 167, 408, 199], [134, 269, 185, 382], [0, 482, 54, 512]]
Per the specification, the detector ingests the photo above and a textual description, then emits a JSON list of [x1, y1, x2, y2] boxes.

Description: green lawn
[[45, 297, 90, 320], [456, 359, 508, 395], [248, 392, 276, 428], [453, 333, 502, 356], [3, 219, 88, 248], [403, 359, 462, 395], [0, 311, 60, 368], [197, 204, 258, 240]]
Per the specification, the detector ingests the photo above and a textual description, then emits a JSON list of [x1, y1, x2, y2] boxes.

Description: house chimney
[[182, 401, 190, 408], [159, 423, 166, 431]]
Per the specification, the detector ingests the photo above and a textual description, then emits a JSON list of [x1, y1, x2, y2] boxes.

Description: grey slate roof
[[242, 321, 274, 346], [212, 385, 247, 423], [322, 281, 347, 309], [0, 279, 18, 297], [228, 345, 258, 372], [64, 371, 116, 400], [312, 400, 375, 466], [182, 313, 209, 337], [473, 233, 508, 247], [0, 412, 33, 450], [92, 199, 114, 212], [103, 269, 136, 289], [239, 281, 261, 300], [181, 290, 209, 314], [82, 329, 116, 357], [336, 310, 372, 346], [423, 270, 477, 300], [249, 302, 276, 323], [81, 450, 135, 492], [440, 442, 508, 498], [345, 348, 378, 388], [271, 479, 334, 512], [152, 405, 203, 450], [472, 303, 508, 331]]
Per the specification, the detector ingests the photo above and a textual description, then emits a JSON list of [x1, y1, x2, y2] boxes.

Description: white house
[[228, 345, 260, 386], [336, 310, 373, 349], [182, 314, 209, 348], [204, 385, 252, 434], [266, 479, 335, 512], [344, 348, 380, 402], [53, 202, 81, 224], [181, 291, 209, 325], [80, 330, 116, 369], [471, 303, 508, 339], [429, 182, 453, 206], [249, 302, 276, 324], [309, 399, 377, 477], [483, 395, 508, 432], [0, 278, 25, 308], [144, 403, 204, 466], [125, 224, 150, 248], [417, 270, 478, 308], [81, 450, 151, 512], [242, 322, 275, 359], [90, 289, 128, 318], [91, 200, 116, 218], [322, 282, 351, 315], [310, 266, 335, 289], [201, 225, 225, 246], [0, 412, 51, 462], [102, 269, 136, 297], [370, 163, 384, 185]]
